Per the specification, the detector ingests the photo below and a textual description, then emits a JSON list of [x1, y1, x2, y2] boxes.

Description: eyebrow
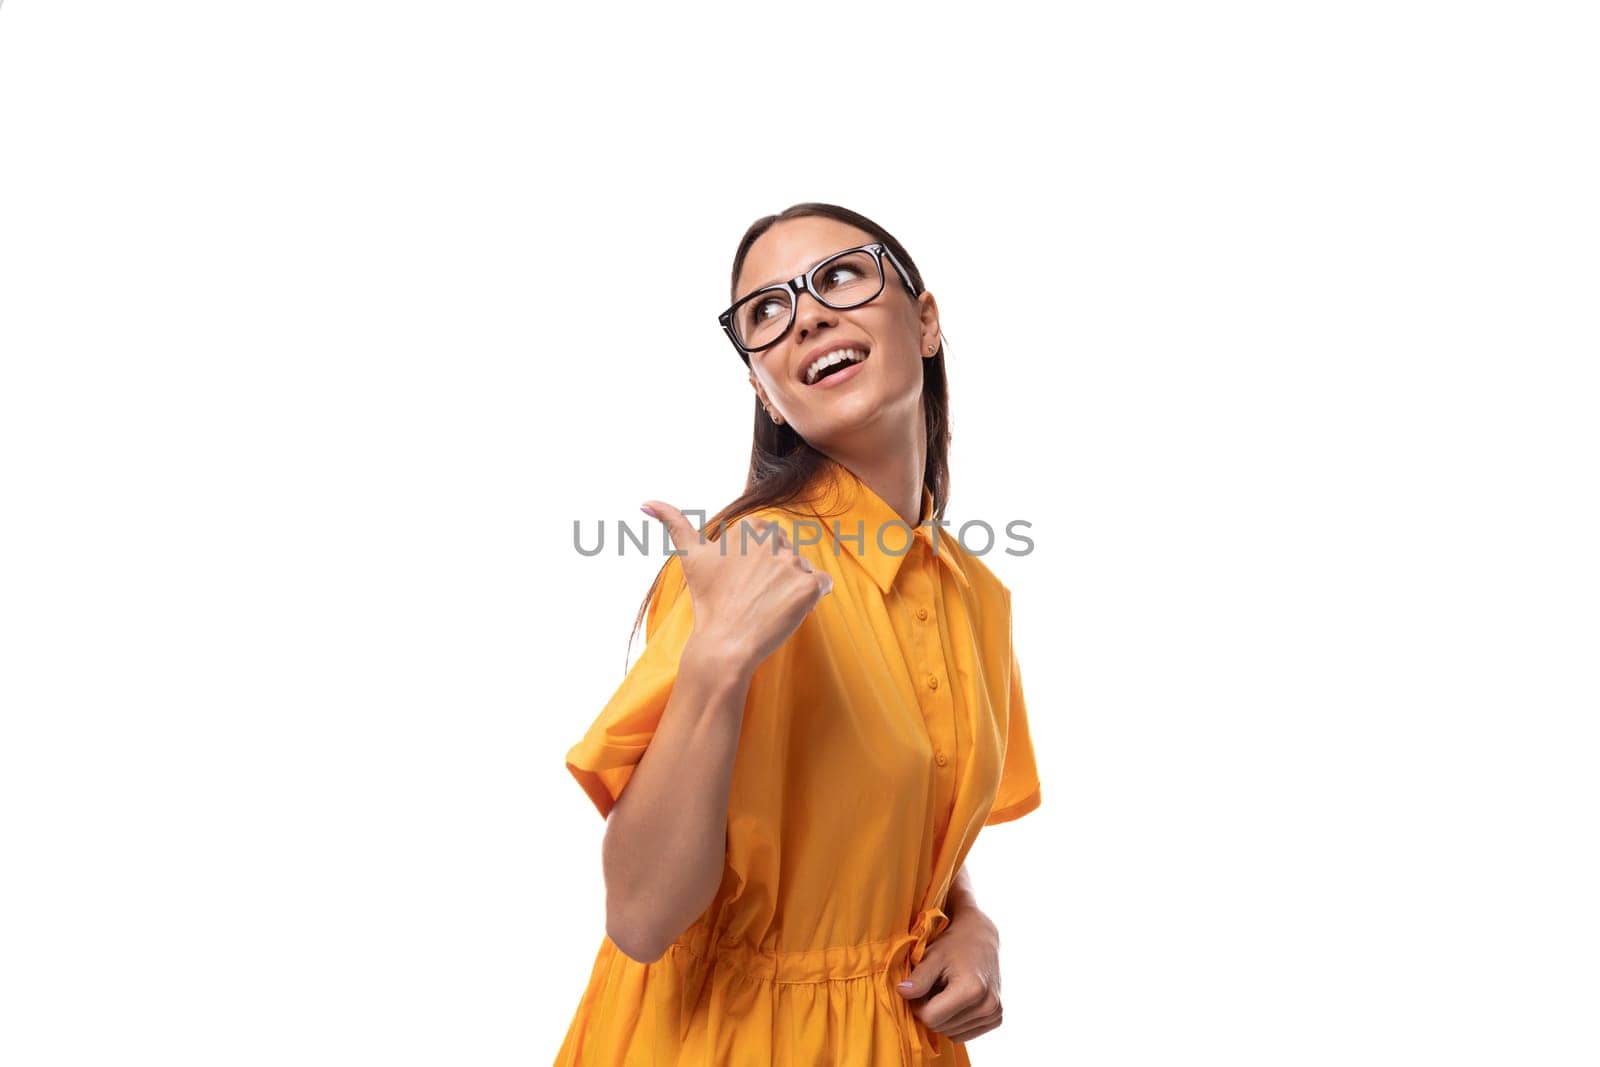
[[741, 266, 802, 298]]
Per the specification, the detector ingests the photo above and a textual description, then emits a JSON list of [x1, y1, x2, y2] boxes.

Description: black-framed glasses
[[718, 242, 920, 364]]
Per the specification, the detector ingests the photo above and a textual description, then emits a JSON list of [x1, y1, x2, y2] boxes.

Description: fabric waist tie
[[668, 904, 953, 1059], [876, 905, 951, 1065]]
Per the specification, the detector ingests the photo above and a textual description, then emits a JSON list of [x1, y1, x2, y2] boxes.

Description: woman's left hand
[[895, 906, 1004, 1044]]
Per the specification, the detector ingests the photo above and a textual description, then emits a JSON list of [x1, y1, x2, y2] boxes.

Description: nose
[[791, 287, 838, 346]]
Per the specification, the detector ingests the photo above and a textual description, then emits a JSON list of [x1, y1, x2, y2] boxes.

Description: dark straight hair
[[625, 202, 952, 669]]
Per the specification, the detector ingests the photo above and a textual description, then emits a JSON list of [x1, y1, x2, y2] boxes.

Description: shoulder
[[726, 504, 839, 572], [734, 503, 826, 544], [737, 501, 816, 527], [945, 536, 1013, 602], [942, 539, 1021, 648], [644, 552, 690, 634]]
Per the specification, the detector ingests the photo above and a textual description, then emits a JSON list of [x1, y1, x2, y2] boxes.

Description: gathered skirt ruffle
[[555, 915, 971, 1066]]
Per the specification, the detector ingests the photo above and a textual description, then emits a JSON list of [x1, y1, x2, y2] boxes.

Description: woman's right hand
[[642, 500, 832, 672]]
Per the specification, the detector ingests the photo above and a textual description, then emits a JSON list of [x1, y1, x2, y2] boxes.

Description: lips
[[808, 356, 867, 390], [799, 342, 871, 386]]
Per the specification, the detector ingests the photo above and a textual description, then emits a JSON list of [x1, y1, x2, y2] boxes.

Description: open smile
[[801, 344, 870, 387]]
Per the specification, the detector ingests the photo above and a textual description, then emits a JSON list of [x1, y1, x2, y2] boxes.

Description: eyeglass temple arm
[[879, 244, 920, 297]]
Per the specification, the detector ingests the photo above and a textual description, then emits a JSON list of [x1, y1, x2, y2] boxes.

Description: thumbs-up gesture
[[641, 501, 832, 672]]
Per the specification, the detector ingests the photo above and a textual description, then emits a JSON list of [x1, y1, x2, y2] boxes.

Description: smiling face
[[737, 216, 941, 452]]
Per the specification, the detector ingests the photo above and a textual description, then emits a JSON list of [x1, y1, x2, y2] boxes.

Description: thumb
[[896, 957, 943, 999], [641, 499, 702, 554]]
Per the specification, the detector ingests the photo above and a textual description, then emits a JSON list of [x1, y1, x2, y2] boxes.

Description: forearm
[[947, 862, 979, 919], [601, 631, 755, 962]]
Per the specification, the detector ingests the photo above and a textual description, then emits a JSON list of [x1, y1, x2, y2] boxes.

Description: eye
[[821, 264, 865, 288]]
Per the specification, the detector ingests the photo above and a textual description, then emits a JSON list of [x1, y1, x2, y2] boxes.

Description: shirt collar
[[802, 457, 971, 595]]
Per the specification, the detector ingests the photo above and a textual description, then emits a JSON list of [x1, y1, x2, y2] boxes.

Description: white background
[[2, 2, 1596, 1064]]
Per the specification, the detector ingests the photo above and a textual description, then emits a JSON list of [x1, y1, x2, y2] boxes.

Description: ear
[[749, 372, 783, 423], [917, 290, 942, 358]]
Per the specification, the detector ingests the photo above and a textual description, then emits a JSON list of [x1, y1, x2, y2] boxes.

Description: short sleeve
[[565, 555, 696, 819], [984, 643, 1042, 826]]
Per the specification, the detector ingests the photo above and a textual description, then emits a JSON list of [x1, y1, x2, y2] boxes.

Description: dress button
[[927, 674, 939, 690], [916, 607, 929, 621], [935, 750, 949, 767]]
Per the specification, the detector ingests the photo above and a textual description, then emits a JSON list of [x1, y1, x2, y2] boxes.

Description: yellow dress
[[556, 457, 1042, 1066]]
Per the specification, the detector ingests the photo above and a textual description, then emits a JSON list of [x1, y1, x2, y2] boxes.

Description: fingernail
[[898, 981, 914, 992], [640, 504, 658, 518]]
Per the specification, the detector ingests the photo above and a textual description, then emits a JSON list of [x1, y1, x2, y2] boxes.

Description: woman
[[557, 203, 1042, 1065]]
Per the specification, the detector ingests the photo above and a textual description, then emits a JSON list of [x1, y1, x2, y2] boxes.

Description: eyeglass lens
[[732, 249, 884, 351]]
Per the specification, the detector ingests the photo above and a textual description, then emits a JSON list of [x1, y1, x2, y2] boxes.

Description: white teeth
[[804, 347, 867, 385]]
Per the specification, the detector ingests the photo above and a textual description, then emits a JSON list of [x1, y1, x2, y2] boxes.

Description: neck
[[823, 430, 927, 529]]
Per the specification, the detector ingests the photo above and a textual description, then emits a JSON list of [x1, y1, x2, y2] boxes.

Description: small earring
[[768, 409, 782, 424], [926, 344, 936, 353]]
